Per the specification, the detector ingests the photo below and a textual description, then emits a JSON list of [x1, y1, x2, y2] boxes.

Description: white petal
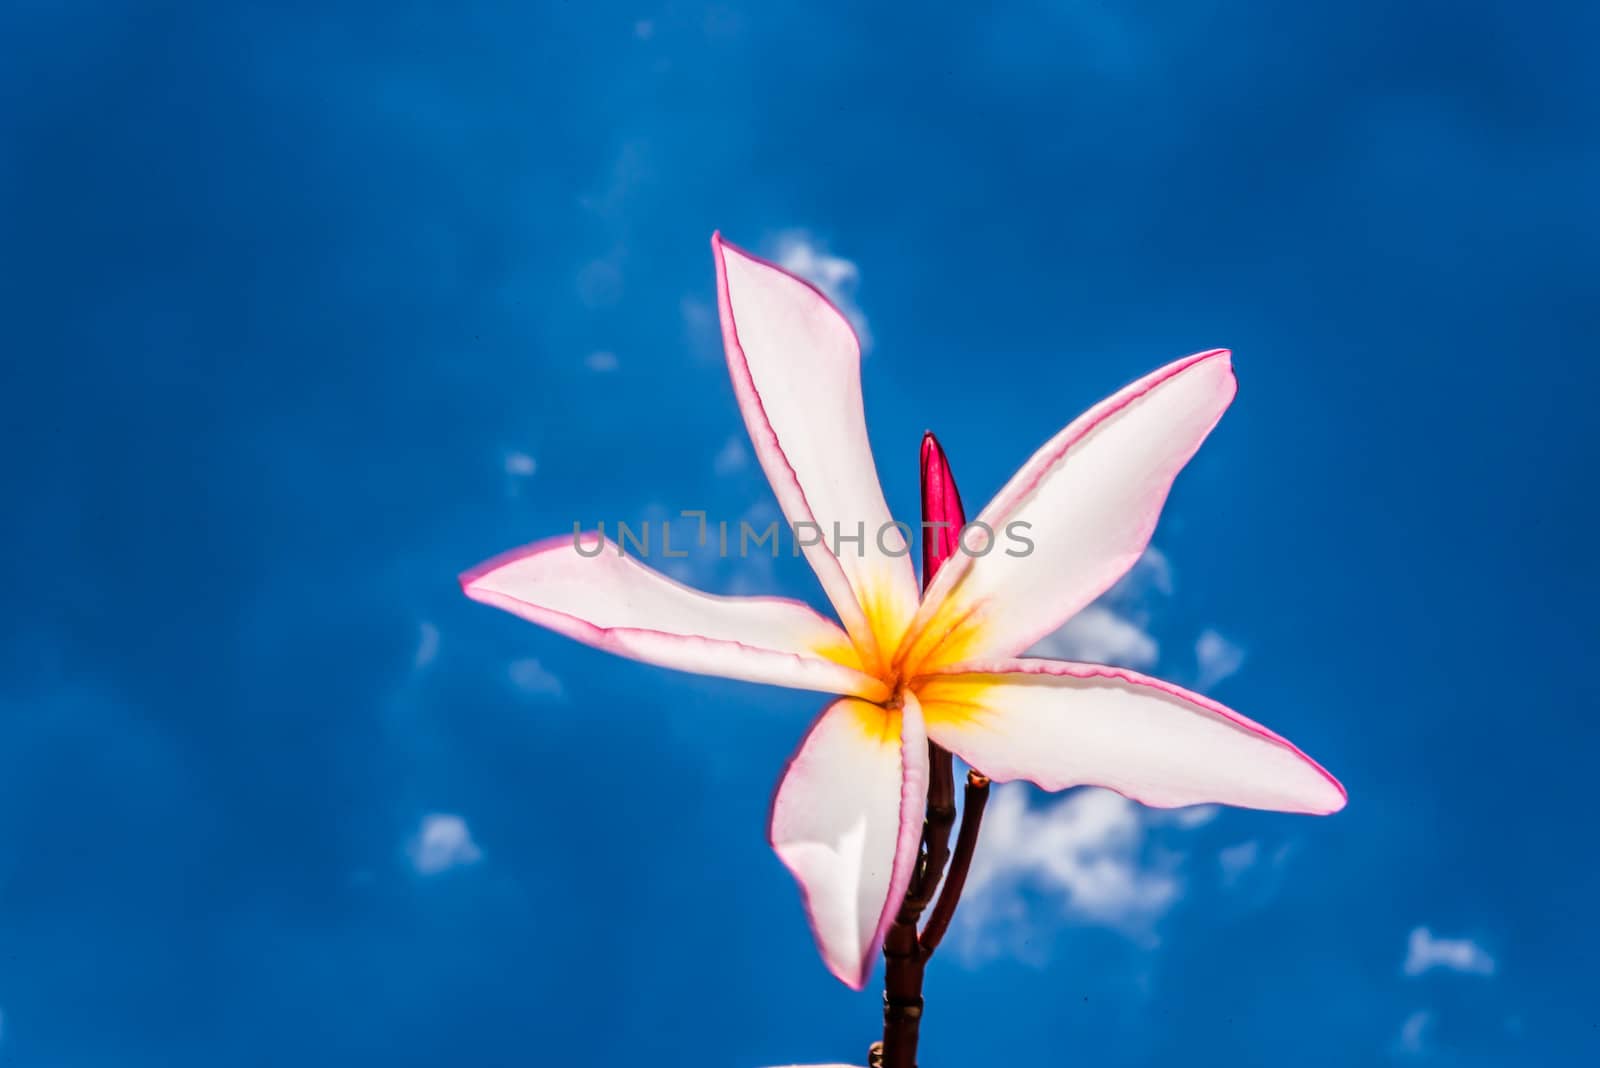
[[714, 234, 919, 668], [461, 535, 884, 699], [769, 692, 929, 988], [915, 660, 1345, 814], [896, 351, 1236, 674]]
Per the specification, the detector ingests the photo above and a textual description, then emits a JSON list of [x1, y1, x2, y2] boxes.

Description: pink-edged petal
[[769, 691, 930, 989], [460, 534, 886, 700], [895, 351, 1237, 674], [920, 430, 967, 586], [914, 659, 1345, 814], [713, 234, 919, 669]]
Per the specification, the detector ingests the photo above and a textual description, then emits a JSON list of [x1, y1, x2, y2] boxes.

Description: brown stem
[[877, 899, 925, 1068], [875, 742, 955, 1068], [876, 765, 991, 1068], [907, 743, 958, 911], [919, 771, 991, 957]]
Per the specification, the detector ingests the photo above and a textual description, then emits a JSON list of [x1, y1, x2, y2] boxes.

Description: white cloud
[[1121, 545, 1174, 598], [1194, 628, 1246, 689], [1027, 548, 1173, 669], [576, 255, 624, 308], [1166, 805, 1219, 829], [413, 621, 440, 670], [578, 141, 651, 224], [408, 814, 482, 875], [1395, 1010, 1433, 1057], [508, 657, 565, 699], [504, 450, 537, 477], [585, 349, 619, 372], [1218, 840, 1260, 885], [958, 785, 1182, 961], [1404, 927, 1495, 977], [712, 435, 748, 476], [772, 230, 872, 351], [1029, 603, 1158, 669]]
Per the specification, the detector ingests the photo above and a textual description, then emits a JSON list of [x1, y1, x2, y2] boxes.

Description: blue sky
[[2, 1, 1597, 1065]]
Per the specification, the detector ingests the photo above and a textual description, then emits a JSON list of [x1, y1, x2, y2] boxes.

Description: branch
[[874, 742, 955, 1068], [918, 771, 990, 957], [906, 742, 957, 912]]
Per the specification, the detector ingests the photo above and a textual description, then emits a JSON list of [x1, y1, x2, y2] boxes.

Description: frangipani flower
[[460, 234, 1345, 990]]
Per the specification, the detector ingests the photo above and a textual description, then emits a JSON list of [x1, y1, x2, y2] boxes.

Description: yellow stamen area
[[850, 571, 916, 679], [823, 566, 1001, 716], [908, 673, 998, 732], [807, 632, 892, 703], [810, 632, 868, 674], [842, 697, 903, 746], [892, 592, 992, 681]]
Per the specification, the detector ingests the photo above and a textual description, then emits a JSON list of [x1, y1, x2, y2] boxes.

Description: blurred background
[[2, 1, 1596, 1065]]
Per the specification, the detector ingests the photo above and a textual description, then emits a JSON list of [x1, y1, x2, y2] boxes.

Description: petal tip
[[1205, 347, 1237, 387], [708, 231, 861, 353], [1290, 746, 1347, 816], [457, 553, 508, 596], [710, 229, 758, 267], [1318, 775, 1349, 815], [456, 535, 571, 597], [1187, 346, 1233, 375]]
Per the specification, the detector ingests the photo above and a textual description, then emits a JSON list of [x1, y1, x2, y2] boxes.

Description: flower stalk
[[918, 769, 990, 958], [869, 434, 993, 1068]]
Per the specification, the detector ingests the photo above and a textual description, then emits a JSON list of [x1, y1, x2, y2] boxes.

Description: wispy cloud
[[1218, 840, 1260, 885], [957, 785, 1182, 962], [1029, 604, 1158, 668], [585, 349, 619, 373], [502, 450, 538, 500], [576, 253, 625, 308], [712, 435, 748, 476], [508, 657, 565, 699], [1404, 927, 1495, 977], [408, 814, 482, 875], [1124, 545, 1173, 597], [413, 621, 440, 670], [1166, 804, 1218, 829], [771, 230, 872, 352], [1027, 549, 1170, 669], [1394, 1009, 1434, 1057], [1194, 628, 1246, 689]]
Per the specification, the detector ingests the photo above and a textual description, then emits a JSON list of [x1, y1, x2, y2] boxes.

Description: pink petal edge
[[919, 658, 1346, 814]]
